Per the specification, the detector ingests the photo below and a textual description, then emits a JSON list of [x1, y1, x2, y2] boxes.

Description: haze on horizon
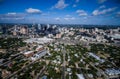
[[0, 0, 120, 25]]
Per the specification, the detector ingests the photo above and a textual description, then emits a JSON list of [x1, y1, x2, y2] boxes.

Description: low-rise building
[[31, 50, 47, 61], [35, 45, 44, 52], [24, 37, 53, 44], [76, 74, 85, 79], [105, 68, 120, 79], [88, 52, 105, 63], [24, 51, 34, 57]]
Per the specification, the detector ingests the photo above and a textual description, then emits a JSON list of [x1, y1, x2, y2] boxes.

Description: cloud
[[0, 17, 25, 20], [83, 17, 88, 19], [64, 17, 75, 20], [41, 14, 48, 16], [92, 7, 117, 16], [52, 0, 68, 9], [73, 0, 79, 8], [54, 16, 75, 21], [64, 15, 75, 20], [55, 17, 61, 21], [26, 8, 42, 14], [73, 4, 77, 7], [0, 12, 26, 20], [99, 5, 106, 9], [116, 12, 120, 17], [66, 14, 71, 17], [7, 12, 17, 15], [0, 13, 26, 17], [76, 10, 88, 16], [75, 0, 79, 3], [117, 12, 120, 15], [98, 0, 107, 3]]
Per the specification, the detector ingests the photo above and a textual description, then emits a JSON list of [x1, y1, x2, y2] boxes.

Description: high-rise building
[[38, 24, 41, 30], [13, 25, 17, 36], [20, 26, 28, 35]]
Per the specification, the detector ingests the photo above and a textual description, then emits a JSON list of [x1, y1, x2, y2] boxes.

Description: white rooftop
[[110, 34, 120, 39], [24, 37, 53, 44], [24, 51, 33, 54], [76, 74, 85, 79], [89, 52, 105, 63], [36, 45, 43, 50], [105, 69, 120, 76]]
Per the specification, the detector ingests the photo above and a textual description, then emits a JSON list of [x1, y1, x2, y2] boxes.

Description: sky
[[0, 0, 120, 25]]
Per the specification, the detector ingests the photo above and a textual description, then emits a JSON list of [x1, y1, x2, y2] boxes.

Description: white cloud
[[8, 17, 24, 20], [117, 12, 120, 15], [76, 0, 79, 3], [26, 8, 42, 13], [83, 17, 87, 19], [73, 0, 79, 8], [116, 12, 120, 17], [41, 13, 48, 16], [73, 4, 77, 7], [52, 0, 68, 9], [64, 15, 75, 20], [76, 10, 88, 16], [66, 14, 71, 17], [99, 5, 106, 9], [92, 7, 117, 16], [64, 17, 75, 20], [98, 0, 107, 3], [7, 12, 17, 15], [0, 17, 25, 20], [15, 17, 25, 20], [0, 12, 26, 21], [92, 10, 99, 16], [55, 17, 61, 21]]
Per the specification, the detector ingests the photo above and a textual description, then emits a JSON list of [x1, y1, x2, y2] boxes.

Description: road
[[0, 54, 22, 67], [35, 66, 46, 79], [62, 47, 66, 79], [4, 58, 44, 79], [82, 55, 109, 79], [35, 60, 49, 79]]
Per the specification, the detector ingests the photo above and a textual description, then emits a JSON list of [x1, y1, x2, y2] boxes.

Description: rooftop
[[24, 51, 34, 55]]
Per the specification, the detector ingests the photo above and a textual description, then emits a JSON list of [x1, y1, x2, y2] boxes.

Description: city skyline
[[0, 0, 120, 25]]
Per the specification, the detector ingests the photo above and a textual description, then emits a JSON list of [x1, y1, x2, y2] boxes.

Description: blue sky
[[0, 0, 120, 25]]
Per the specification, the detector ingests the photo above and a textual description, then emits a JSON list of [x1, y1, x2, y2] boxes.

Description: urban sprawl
[[0, 24, 120, 79]]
